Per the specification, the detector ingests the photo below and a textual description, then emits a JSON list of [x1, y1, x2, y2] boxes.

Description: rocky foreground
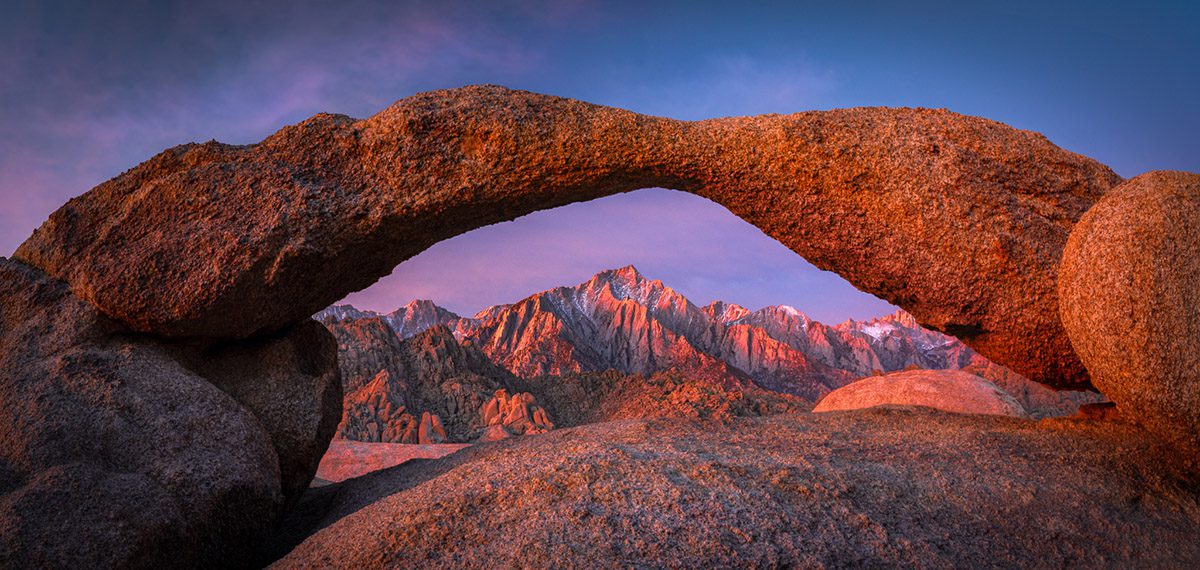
[[266, 410, 1200, 568], [2, 85, 1197, 568]]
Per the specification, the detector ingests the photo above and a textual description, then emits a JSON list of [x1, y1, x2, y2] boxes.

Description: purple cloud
[[3, 1, 1194, 325]]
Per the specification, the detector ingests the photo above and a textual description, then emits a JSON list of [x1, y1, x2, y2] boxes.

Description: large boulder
[[191, 320, 342, 505], [1059, 170, 1200, 457], [267, 412, 1200, 568], [417, 412, 447, 445], [14, 86, 1120, 388], [0, 258, 280, 568], [0, 258, 340, 568], [813, 369, 1029, 418]]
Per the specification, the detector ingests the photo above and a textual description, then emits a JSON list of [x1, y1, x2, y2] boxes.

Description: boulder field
[[2, 85, 1198, 567]]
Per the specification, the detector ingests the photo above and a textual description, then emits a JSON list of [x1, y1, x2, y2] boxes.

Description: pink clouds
[[0, 1, 578, 256]]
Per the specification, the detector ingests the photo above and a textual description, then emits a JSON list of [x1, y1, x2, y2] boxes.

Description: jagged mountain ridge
[[320, 299, 475, 339], [321, 265, 990, 401], [327, 323, 517, 443]]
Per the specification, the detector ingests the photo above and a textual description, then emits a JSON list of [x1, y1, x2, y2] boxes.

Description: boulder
[[269, 412, 1200, 568], [400, 422, 419, 444], [477, 424, 514, 443], [193, 320, 342, 504], [1059, 170, 1200, 456], [418, 412, 447, 445], [15, 86, 1121, 388], [0, 258, 282, 568], [813, 369, 1029, 418], [480, 389, 555, 436]]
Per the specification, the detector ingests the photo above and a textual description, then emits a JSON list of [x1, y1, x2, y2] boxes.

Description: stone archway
[[2, 84, 1165, 568], [15, 85, 1120, 389]]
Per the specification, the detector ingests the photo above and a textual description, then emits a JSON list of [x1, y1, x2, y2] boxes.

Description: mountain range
[[317, 266, 1101, 444], [322, 266, 989, 398]]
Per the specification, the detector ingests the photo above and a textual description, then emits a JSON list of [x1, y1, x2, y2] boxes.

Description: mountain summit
[[318, 267, 1098, 415]]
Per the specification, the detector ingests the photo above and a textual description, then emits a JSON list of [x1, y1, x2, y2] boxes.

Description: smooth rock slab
[[1059, 170, 1200, 458], [267, 412, 1200, 568], [314, 441, 470, 484], [813, 369, 1029, 417], [15, 86, 1121, 388]]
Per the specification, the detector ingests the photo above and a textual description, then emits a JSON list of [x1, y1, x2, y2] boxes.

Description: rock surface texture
[[813, 369, 1029, 418], [0, 258, 340, 569], [15, 85, 1121, 388], [267, 411, 1200, 568], [479, 389, 555, 441], [313, 441, 470, 485], [327, 323, 515, 443], [1059, 171, 1200, 457]]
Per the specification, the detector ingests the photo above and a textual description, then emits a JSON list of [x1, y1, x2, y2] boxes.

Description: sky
[[2, 1, 1197, 323]]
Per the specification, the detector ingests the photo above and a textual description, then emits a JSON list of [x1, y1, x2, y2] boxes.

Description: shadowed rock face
[[0, 257, 342, 568], [14, 85, 1121, 389], [1060, 171, 1200, 458]]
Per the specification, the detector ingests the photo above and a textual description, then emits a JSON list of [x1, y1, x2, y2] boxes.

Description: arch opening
[[14, 85, 1124, 391], [315, 186, 1105, 452]]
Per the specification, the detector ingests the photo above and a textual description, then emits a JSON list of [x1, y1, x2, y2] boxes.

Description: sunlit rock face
[[14, 85, 1121, 388], [1060, 171, 1200, 458], [812, 369, 1029, 418], [479, 389, 555, 442]]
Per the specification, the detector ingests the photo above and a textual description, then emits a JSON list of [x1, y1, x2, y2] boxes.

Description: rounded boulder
[[813, 369, 1029, 418], [1058, 170, 1200, 456]]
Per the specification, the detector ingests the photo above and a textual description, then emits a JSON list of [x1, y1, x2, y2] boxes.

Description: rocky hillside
[[320, 266, 1100, 420], [328, 325, 514, 442]]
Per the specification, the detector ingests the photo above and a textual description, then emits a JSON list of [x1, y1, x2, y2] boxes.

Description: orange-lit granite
[[813, 369, 1029, 417], [270, 412, 1200, 568], [15, 86, 1120, 389], [314, 441, 470, 484], [8, 86, 1197, 569], [1060, 171, 1200, 459]]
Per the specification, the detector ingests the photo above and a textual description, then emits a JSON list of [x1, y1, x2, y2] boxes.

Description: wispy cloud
[[0, 0, 574, 255]]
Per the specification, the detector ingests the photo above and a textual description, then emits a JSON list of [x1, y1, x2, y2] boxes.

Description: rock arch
[[14, 85, 1120, 388]]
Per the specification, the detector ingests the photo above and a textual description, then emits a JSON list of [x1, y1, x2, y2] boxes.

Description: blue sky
[[2, 1, 1196, 322]]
